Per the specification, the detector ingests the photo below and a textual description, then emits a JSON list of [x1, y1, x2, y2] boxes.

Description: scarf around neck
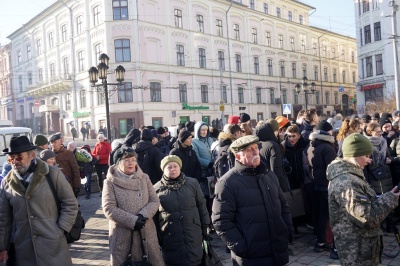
[[161, 173, 186, 190]]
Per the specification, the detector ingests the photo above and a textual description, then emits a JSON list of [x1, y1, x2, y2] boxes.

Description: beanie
[[160, 155, 182, 170], [185, 121, 195, 132], [316, 120, 333, 132], [40, 149, 56, 162], [379, 119, 391, 129], [178, 130, 192, 143], [140, 128, 153, 141], [275, 116, 290, 130], [178, 123, 185, 131], [151, 129, 158, 138], [33, 134, 49, 146], [266, 118, 279, 132], [373, 112, 380, 119], [342, 133, 373, 158], [361, 114, 371, 123], [228, 116, 240, 124], [113, 145, 135, 164], [239, 113, 250, 123], [157, 127, 165, 135]]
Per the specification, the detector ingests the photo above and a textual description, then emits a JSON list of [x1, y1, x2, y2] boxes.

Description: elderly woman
[[154, 155, 210, 266], [327, 133, 400, 266], [102, 146, 164, 266]]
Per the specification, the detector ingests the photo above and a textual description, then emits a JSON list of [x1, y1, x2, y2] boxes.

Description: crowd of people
[[1, 110, 400, 265]]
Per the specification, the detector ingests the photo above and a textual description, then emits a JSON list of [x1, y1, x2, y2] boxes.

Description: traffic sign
[[282, 104, 292, 115], [34, 100, 41, 107], [219, 105, 224, 111], [338, 87, 344, 92]]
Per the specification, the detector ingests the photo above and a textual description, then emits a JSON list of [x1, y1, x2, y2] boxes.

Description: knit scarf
[[160, 173, 186, 190], [366, 136, 387, 165]]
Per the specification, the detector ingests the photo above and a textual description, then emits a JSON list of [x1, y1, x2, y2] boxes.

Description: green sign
[[182, 103, 209, 110], [73, 111, 91, 117]]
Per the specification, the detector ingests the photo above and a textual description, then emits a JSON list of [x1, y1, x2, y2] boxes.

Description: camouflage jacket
[[327, 158, 398, 266]]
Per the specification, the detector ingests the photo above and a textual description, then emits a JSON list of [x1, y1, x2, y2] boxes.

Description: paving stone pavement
[[71, 193, 400, 266]]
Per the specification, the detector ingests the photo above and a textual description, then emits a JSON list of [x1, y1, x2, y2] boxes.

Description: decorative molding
[[232, 43, 244, 49], [251, 47, 262, 53], [194, 36, 209, 43], [75, 36, 87, 45], [112, 24, 132, 32], [301, 56, 308, 60], [171, 0, 188, 5], [212, 9, 225, 18], [140, 25, 165, 35], [171, 31, 189, 39], [278, 52, 287, 57], [290, 54, 299, 59], [192, 2, 208, 11], [90, 28, 105, 39], [265, 50, 274, 55], [214, 39, 227, 46]]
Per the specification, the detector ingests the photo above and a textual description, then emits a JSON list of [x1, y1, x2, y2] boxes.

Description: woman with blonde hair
[[336, 117, 362, 157]]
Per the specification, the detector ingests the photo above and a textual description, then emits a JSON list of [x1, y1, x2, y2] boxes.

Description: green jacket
[[327, 158, 398, 266]]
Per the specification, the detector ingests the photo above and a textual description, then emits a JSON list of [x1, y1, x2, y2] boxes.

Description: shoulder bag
[[45, 173, 85, 244], [121, 230, 150, 266]]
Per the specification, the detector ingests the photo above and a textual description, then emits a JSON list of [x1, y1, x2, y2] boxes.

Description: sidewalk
[[72, 192, 400, 266]]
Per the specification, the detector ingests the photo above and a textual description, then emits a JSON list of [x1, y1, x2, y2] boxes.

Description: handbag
[[368, 164, 390, 181], [45, 173, 85, 244], [121, 230, 150, 266], [201, 239, 223, 266], [284, 188, 305, 218]]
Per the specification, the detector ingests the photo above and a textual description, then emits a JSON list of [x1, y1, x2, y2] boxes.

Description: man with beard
[[0, 136, 78, 265], [212, 135, 294, 265]]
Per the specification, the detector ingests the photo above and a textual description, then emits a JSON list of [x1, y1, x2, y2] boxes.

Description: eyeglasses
[[7, 153, 27, 163], [373, 131, 383, 134]]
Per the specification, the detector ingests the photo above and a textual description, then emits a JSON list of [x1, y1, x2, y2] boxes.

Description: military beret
[[230, 135, 259, 154]]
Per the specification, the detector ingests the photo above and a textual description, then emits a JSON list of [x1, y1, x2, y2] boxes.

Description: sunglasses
[[7, 153, 28, 163]]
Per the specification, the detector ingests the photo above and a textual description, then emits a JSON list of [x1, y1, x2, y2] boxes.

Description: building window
[[78, 51, 84, 72], [314, 66, 318, 80], [322, 44, 327, 57], [115, 39, 131, 62], [268, 59, 273, 76], [150, 82, 162, 102], [363, 0, 370, 13], [366, 56, 373, 77], [342, 70, 346, 83], [313, 43, 317, 56], [333, 68, 337, 82], [351, 51, 355, 63], [76, 16, 83, 34], [324, 67, 328, 81], [216, 19, 223, 36], [254, 57, 259, 74], [375, 54, 383, 75], [234, 24, 240, 40], [270, 89, 275, 104], [256, 87, 262, 104], [288, 11, 292, 21], [282, 90, 287, 103], [361, 58, 365, 78], [61, 24, 67, 42], [292, 62, 297, 78], [252, 28, 258, 44], [179, 84, 187, 103], [222, 86, 227, 103], [334, 92, 338, 104], [93, 5, 100, 26], [37, 39, 42, 55], [97, 92, 105, 105], [50, 63, 55, 78], [364, 25, 371, 44], [238, 87, 244, 103], [95, 43, 102, 61], [290, 37, 295, 51], [373, 0, 379, 9], [113, 0, 128, 20], [352, 71, 356, 83], [175, 9, 182, 28], [66, 93, 71, 110], [80, 90, 87, 108], [63, 57, 69, 76], [294, 90, 298, 104], [218, 51, 225, 71], [264, 3, 268, 14], [331, 48, 336, 59], [199, 48, 206, 68], [278, 35, 283, 49], [27, 45, 31, 60], [302, 64, 307, 77], [299, 15, 303, 24], [235, 54, 242, 72], [325, 92, 330, 104], [276, 7, 281, 18], [48, 32, 54, 49], [197, 15, 204, 32], [374, 22, 381, 41], [118, 82, 133, 103], [176, 45, 185, 66], [28, 72, 32, 85], [266, 32, 271, 46], [341, 49, 345, 60], [250, 0, 255, 10], [315, 91, 320, 104], [360, 28, 363, 46], [301, 40, 305, 53], [201, 85, 208, 103], [17, 50, 21, 65], [18, 76, 23, 92], [38, 68, 43, 81], [280, 61, 285, 77]]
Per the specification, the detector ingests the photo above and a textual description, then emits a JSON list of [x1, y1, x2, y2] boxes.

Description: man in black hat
[[0, 136, 78, 265], [212, 135, 294, 265]]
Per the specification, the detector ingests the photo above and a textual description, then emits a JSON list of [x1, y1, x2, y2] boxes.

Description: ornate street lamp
[[295, 77, 316, 110], [89, 53, 126, 141]]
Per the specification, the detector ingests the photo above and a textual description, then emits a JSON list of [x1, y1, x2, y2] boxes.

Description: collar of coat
[[5, 159, 49, 197], [106, 164, 146, 190], [309, 131, 335, 144]]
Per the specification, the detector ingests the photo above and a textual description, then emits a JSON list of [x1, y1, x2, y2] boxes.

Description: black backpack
[[213, 144, 234, 179]]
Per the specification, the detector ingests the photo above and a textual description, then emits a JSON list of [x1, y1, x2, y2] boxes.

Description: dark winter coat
[[300, 120, 314, 144], [283, 136, 308, 189], [212, 162, 293, 266], [154, 176, 210, 265], [155, 139, 170, 155], [71, 127, 78, 138], [170, 141, 202, 182], [256, 123, 290, 192], [133, 140, 165, 184], [211, 134, 236, 179], [306, 131, 336, 191], [0, 160, 78, 265]]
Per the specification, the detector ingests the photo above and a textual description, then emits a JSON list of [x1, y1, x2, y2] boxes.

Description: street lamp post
[[88, 53, 126, 141], [295, 77, 316, 110]]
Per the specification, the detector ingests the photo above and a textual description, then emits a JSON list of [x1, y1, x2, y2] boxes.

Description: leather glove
[[134, 214, 148, 230], [208, 162, 214, 169], [202, 225, 208, 239], [73, 188, 80, 197]]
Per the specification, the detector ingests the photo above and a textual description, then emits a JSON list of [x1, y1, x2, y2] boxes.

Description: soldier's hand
[[0, 250, 8, 263], [390, 186, 400, 198]]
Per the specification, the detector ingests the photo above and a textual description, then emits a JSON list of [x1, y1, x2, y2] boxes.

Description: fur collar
[[309, 131, 335, 144], [5, 159, 49, 197]]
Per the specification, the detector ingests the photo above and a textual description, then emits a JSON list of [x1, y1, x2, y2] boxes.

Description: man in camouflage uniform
[[327, 133, 400, 265]]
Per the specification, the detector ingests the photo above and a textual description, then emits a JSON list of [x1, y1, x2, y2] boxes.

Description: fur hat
[[160, 155, 182, 170]]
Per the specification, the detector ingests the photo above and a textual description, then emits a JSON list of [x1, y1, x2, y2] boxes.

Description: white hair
[[343, 157, 362, 168], [67, 141, 77, 150]]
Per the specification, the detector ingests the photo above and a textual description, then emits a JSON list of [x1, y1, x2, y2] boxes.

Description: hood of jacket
[[125, 128, 141, 146], [309, 131, 335, 144], [255, 122, 276, 142], [326, 158, 365, 182], [133, 140, 153, 154], [302, 120, 314, 132], [217, 132, 235, 147], [194, 121, 209, 139]]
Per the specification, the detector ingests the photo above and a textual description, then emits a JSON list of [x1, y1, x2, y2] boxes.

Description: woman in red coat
[[92, 134, 112, 195]]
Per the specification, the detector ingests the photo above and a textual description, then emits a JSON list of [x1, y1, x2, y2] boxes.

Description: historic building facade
[[6, 0, 357, 137]]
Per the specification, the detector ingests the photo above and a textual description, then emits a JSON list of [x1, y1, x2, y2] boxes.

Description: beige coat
[[0, 159, 78, 265], [102, 164, 164, 266]]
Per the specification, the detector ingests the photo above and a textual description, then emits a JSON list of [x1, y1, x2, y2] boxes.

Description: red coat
[[92, 141, 112, 165]]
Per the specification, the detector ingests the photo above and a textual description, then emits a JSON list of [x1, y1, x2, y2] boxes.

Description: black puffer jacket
[[132, 140, 165, 184], [283, 136, 308, 189], [170, 141, 202, 182], [212, 162, 293, 266], [256, 123, 290, 192], [154, 176, 210, 265]]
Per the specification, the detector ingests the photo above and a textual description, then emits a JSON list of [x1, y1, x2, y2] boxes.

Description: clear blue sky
[[0, 0, 356, 45]]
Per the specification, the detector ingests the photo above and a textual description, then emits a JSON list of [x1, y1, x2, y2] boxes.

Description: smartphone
[[395, 182, 400, 193]]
